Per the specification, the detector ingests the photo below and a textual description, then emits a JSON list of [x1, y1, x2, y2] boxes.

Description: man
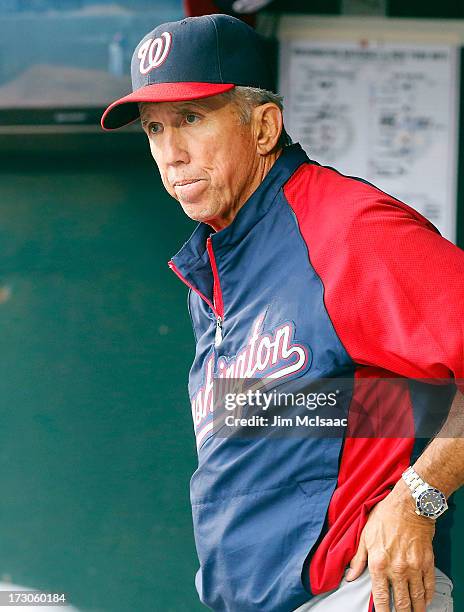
[[101, 14, 463, 612]]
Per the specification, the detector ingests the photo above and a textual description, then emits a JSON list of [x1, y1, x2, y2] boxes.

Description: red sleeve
[[284, 163, 464, 393]]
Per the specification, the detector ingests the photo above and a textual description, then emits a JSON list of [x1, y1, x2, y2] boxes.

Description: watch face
[[417, 488, 447, 518]]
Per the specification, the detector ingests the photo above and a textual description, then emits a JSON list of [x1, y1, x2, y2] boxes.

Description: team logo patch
[[138, 32, 172, 75]]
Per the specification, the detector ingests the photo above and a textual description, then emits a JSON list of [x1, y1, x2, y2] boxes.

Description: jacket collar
[[170, 143, 308, 282]]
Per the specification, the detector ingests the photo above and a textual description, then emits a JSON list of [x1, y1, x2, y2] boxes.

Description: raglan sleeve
[[286, 166, 464, 392]]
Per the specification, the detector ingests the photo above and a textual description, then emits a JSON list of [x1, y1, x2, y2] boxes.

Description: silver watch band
[[402, 466, 430, 499]]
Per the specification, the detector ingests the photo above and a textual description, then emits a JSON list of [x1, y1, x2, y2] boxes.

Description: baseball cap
[[101, 14, 276, 131]]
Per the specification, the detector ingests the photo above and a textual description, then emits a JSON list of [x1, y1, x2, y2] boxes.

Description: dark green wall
[[0, 132, 463, 611], [0, 136, 204, 611]]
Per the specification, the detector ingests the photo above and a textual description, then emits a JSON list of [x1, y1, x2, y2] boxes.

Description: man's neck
[[209, 147, 283, 232]]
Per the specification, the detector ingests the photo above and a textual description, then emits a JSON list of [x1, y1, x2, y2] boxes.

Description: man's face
[[139, 96, 259, 229]]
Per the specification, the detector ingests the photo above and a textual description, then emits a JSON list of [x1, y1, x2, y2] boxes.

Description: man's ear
[[253, 103, 283, 155]]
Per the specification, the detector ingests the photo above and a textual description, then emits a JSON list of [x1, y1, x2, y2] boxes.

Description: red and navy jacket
[[169, 143, 464, 612]]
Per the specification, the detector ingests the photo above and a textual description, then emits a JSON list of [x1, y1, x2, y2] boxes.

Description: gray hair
[[220, 86, 292, 151]]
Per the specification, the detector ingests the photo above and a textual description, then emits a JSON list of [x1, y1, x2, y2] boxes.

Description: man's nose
[[161, 128, 190, 166]]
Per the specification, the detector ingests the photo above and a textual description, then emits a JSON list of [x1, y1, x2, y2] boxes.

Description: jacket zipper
[[206, 237, 224, 347], [168, 245, 225, 347]]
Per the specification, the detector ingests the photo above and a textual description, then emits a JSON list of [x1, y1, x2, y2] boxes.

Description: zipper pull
[[215, 316, 223, 347]]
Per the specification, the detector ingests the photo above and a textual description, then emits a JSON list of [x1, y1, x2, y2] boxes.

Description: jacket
[[169, 143, 464, 612]]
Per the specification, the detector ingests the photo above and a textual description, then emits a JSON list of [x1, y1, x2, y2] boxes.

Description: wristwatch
[[402, 466, 448, 519]]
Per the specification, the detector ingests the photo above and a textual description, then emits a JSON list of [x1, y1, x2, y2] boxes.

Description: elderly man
[[101, 14, 463, 612]]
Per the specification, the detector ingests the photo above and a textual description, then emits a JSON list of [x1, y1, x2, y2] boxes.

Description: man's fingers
[[370, 570, 435, 612], [423, 565, 436, 607], [369, 569, 391, 612], [345, 536, 368, 581], [407, 571, 427, 612], [390, 576, 411, 612]]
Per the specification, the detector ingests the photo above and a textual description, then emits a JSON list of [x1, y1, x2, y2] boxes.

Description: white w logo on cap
[[138, 32, 172, 75]]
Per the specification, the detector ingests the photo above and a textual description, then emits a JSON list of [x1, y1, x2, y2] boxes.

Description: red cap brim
[[101, 82, 235, 131]]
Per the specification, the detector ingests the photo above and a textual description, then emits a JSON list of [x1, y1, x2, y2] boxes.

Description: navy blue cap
[[101, 14, 275, 131]]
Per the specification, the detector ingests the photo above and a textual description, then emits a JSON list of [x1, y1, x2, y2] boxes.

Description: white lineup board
[[279, 32, 460, 241]]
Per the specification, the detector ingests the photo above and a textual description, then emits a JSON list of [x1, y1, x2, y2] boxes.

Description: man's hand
[[345, 479, 436, 612]]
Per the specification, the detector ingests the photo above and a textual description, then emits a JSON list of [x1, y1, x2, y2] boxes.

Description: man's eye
[[185, 113, 199, 124], [149, 123, 162, 134]]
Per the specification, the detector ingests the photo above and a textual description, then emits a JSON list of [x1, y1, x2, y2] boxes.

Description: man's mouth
[[173, 178, 202, 187], [172, 178, 208, 202]]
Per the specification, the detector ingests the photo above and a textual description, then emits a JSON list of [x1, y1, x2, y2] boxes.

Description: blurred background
[[0, 0, 462, 610]]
